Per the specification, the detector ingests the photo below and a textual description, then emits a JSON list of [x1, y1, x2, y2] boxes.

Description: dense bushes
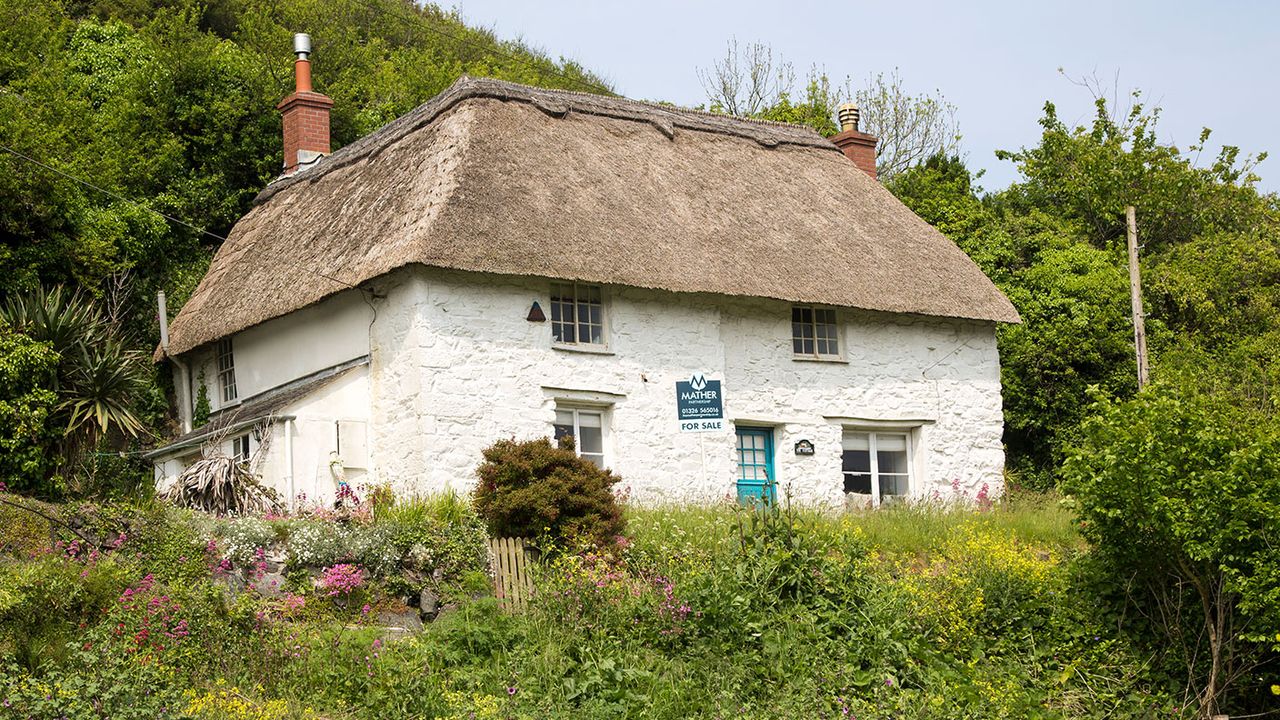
[[473, 437, 625, 547], [1064, 384, 1280, 715]]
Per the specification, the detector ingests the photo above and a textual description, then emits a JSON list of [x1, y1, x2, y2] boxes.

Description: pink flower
[[318, 563, 365, 597]]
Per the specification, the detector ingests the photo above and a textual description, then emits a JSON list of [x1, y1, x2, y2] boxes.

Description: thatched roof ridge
[[256, 76, 835, 204], [164, 76, 1017, 357]]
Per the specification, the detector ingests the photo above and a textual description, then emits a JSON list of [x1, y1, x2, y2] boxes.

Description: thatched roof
[[165, 76, 1017, 356]]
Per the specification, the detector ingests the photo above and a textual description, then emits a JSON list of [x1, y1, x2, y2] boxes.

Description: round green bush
[[473, 437, 624, 547]]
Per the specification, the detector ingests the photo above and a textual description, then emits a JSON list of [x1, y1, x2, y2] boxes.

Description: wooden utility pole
[[1125, 206, 1149, 388]]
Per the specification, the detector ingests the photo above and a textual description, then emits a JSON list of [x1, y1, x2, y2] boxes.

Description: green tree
[[1063, 384, 1280, 717]]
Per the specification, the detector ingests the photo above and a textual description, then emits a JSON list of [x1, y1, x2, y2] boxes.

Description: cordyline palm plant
[[0, 285, 150, 476]]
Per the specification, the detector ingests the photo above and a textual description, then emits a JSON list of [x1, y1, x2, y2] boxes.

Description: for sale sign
[[676, 372, 724, 433]]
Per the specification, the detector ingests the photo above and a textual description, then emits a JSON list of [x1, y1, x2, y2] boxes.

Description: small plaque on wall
[[794, 439, 815, 456]]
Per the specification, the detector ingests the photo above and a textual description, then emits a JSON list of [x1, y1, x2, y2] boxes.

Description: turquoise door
[[735, 427, 776, 504]]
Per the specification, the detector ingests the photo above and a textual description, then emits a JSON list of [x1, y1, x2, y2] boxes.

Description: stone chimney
[[278, 33, 333, 175], [831, 103, 878, 180]]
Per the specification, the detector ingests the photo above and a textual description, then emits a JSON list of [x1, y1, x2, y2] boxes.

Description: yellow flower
[[1271, 684, 1280, 696]]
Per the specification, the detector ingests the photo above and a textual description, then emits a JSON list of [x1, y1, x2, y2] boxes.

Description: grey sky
[[453, 0, 1277, 192]]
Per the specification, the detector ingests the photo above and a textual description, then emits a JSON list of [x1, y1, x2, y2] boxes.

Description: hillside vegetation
[[1, 490, 1195, 720]]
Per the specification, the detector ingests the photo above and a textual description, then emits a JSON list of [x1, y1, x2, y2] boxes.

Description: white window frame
[[232, 434, 251, 464], [216, 338, 238, 403], [550, 282, 609, 348], [841, 429, 914, 507], [791, 305, 843, 361], [552, 404, 609, 468]]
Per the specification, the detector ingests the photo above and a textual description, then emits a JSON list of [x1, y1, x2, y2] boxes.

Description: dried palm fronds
[[163, 455, 282, 517]]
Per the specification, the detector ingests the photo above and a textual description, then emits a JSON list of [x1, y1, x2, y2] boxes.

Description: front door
[[735, 426, 776, 504]]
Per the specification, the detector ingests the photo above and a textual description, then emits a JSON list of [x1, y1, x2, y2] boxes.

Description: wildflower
[[319, 563, 365, 598], [507, 686, 518, 696]]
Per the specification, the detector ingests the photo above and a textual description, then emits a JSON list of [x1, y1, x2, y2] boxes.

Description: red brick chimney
[[831, 103, 878, 180], [278, 33, 332, 175]]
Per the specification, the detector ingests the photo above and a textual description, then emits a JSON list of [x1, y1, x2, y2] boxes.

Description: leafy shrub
[[0, 327, 59, 495], [0, 496, 53, 558], [473, 437, 624, 547], [219, 516, 276, 566], [347, 524, 401, 577], [380, 493, 489, 579], [286, 520, 345, 569], [1064, 384, 1280, 715]]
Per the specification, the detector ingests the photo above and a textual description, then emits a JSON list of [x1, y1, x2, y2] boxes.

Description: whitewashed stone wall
[[367, 266, 1005, 505], [186, 292, 372, 414]]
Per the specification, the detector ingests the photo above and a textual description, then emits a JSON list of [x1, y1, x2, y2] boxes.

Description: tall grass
[[374, 488, 474, 526], [625, 489, 1081, 560]]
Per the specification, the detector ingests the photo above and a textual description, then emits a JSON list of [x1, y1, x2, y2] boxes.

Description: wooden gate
[[488, 537, 535, 612]]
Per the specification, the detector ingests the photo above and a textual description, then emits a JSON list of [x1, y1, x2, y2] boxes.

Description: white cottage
[[149, 37, 1019, 508]]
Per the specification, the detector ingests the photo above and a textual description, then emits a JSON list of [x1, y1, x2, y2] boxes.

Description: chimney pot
[[838, 103, 860, 133], [293, 33, 312, 60]]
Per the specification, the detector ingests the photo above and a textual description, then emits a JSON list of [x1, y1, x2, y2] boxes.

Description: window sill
[[553, 343, 616, 356], [792, 355, 848, 364]]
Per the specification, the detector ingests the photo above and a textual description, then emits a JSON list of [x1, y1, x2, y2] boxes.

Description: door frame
[[734, 425, 777, 503]]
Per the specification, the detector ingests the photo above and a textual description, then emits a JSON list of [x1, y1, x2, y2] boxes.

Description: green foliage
[[890, 85, 1280, 487], [996, 96, 1274, 252], [473, 437, 625, 547], [0, 327, 60, 491], [0, 494, 1232, 719], [0, 285, 149, 496], [377, 492, 489, 582], [1063, 384, 1280, 714], [192, 369, 210, 426]]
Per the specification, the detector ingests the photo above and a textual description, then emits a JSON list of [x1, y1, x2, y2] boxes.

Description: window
[[553, 406, 606, 468], [216, 338, 238, 403], [792, 306, 840, 358], [842, 431, 911, 505], [232, 434, 251, 463], [550, 283, 606, 346]]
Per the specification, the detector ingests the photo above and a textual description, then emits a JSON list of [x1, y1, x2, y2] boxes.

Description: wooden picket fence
[[488, 537, 535, 612]]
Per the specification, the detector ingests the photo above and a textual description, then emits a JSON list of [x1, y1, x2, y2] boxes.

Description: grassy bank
[[0, 491, 1186, 719]]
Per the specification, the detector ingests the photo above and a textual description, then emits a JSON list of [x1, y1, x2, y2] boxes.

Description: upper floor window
[[551, 283, 606, 346], [792, 306, 840, 359], [842, 430, 911, 505], [553, 405, 606, 468], [216, 338, 238, 403]]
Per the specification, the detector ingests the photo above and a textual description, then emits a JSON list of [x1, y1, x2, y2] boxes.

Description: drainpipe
[[158, 292, 192, 434], [284, 418, 296, 510]]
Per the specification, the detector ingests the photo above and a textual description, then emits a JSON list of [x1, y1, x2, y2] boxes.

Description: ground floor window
[[842, 430, 911, 504], [232, 434, 251, 463], [553, 406, 606, 468]]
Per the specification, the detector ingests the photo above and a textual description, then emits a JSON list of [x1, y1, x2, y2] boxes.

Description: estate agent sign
[[676, 372, 724, 433]]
